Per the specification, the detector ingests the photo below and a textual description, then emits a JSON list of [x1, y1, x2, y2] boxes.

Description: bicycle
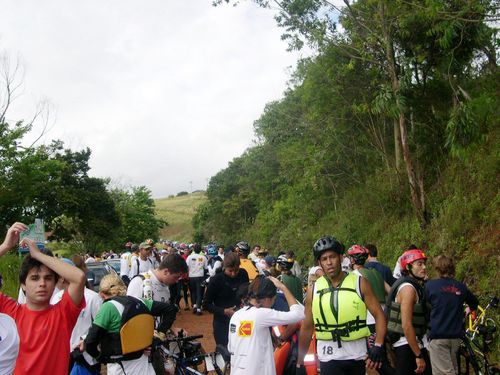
[[152, 330, 229, 375], [457, 296, 499, 375]]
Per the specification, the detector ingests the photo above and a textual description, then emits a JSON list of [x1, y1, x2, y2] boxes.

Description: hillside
[[155, 192, 207, 242]]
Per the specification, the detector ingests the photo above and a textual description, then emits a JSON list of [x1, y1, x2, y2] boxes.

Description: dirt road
[[172, 300, 216, 353]]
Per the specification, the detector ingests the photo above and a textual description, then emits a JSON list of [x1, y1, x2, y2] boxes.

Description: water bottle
[[143, 273, 153, 300]]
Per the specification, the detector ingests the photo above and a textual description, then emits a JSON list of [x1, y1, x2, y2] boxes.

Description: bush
[[0, 252, 22, 299], [177, 191, 189, 197]]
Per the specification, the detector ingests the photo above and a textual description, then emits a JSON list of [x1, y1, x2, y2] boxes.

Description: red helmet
[[347, 245, 368, 256], [347, 245, 369, 265], [400, 249, 427, 270]]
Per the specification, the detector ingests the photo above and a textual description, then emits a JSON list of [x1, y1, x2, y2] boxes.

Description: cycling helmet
[[125, 241, 133, 248], [179, 243, 187, 250], [347, 245, 369, 265], [313, 236, 344, 260], [206, 245, 217, 257], [400, 249, 427, 270], [277, 254, 295, 270], [235, 241, 250, 254]]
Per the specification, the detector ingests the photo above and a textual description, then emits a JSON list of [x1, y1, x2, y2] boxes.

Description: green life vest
[[312, 272, 370, 345], [385, 277, 428, 343], [100, 296, 155, 363], [359, 268, 386, 304]]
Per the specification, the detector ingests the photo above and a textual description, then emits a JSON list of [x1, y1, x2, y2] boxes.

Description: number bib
[[316, 338, 367, 362]]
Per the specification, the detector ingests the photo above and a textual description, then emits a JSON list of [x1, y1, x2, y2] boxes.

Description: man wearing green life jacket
[[297, 236, 387, 375]]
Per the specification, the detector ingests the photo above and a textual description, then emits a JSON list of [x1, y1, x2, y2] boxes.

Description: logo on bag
[[238, 321, 253, 337]]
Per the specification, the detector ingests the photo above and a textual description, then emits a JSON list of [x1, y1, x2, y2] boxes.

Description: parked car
[[86, 262, 117, 292], [104, 259, 121, 276]]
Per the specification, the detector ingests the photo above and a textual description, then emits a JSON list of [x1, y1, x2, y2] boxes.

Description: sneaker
[[196, 309, 202, 316]]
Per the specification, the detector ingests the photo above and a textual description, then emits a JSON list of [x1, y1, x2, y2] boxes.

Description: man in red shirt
[[0, 222, 86, 375]]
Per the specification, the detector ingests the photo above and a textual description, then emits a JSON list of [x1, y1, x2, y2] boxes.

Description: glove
[[295, 364, 308, 375], [367, 344, 385, 363]]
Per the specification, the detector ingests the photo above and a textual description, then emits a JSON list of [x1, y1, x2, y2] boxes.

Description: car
[[104, 259, 121, 275], [86, 262, 117, 292]]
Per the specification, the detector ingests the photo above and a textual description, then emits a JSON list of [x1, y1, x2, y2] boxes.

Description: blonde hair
[[99, 274, 127, 297]]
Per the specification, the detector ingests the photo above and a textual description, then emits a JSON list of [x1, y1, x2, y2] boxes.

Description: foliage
[[110, 186, 167, 245], [199, 0, 500, 302], [177, 191, 189, 197]]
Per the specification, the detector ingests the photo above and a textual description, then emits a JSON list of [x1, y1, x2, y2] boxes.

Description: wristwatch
[[415, 352, 423, 359]]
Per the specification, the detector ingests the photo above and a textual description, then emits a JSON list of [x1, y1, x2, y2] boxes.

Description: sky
[[0, 0, 310, 197]]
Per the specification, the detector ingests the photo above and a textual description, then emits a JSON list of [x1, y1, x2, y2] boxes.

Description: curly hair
[[99, 274, 127, 298]]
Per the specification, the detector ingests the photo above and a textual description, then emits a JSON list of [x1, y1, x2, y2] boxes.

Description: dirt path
[[172, 299, 216, 353]]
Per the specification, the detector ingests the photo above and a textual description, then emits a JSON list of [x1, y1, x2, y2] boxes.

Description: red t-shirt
[[0, 290, 85, 375]]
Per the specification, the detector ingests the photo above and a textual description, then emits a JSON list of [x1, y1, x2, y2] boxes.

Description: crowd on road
[[0, 222, 483, 375]]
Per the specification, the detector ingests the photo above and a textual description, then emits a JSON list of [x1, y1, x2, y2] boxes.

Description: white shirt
[[129, 256, 153, 278], [107, 354, 155, 375], [207, 258, 223, 278], [127, 270, 170, 303], [120, 252, 131, 277], [186, 253, 208, 278], [52, 287, 103, 350], [393, 256, 403, 279], [85, 257, 96, 264], [228, 304, 305, 375], [0, 313, 19, 375]]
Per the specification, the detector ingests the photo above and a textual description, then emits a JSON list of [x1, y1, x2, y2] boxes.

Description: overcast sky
[[1, 1, 310, 197]]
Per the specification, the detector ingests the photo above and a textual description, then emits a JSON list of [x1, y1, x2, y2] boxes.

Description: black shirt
[[202, 268, 249, 322]]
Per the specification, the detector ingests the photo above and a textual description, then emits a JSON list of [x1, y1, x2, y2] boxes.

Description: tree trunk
[[379, 0, 427, 227]]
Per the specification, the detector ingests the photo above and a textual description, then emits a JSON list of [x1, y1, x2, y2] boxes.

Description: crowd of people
[[0, 222, 482, 375]]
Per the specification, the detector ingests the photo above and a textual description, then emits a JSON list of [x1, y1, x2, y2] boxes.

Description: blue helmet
[[207, 245, 217, 257]]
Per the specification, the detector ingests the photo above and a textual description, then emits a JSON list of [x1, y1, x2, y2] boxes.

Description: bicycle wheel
[[458, 341, 484, 375]]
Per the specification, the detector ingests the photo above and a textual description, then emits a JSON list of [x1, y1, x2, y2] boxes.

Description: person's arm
[[297, 285, 314, 367], [361, 277, 386, 369], [0, 222, 27, 257], [126, 276, 143, 298], [269, 276, 298, 308], [84, 323, 107, 359], [464, 286, 479, 311], [202, 276, 226, 317], [21, 238, 86, 306], [398, 285, 426, 374], [149, 300, 179, 333]]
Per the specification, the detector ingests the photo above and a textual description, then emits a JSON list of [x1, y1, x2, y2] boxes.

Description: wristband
[[415, 352, 423, 359]]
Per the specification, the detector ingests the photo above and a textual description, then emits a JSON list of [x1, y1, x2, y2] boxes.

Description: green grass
[[155, 191, 207, 242]]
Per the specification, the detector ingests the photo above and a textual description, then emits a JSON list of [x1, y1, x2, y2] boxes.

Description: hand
[[20, 238, 41, 259], [224, 307, 235, 317], [77, 340, 85, 352], [366, 344, 384, 369], [1, 222, 27, 255], [267, 276, 285, 290], [415, 357, 426, 373]]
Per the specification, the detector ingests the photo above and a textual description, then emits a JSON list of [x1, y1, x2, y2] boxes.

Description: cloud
[[1, 1, 308, 197]]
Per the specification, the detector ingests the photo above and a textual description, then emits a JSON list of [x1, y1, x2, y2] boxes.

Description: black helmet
[[313, 236, 344, 260], [277, 254, 294, 270], [235, 241, 250, 254]]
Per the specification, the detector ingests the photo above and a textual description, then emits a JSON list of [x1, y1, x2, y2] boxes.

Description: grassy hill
[[155, 191, 207, 242]]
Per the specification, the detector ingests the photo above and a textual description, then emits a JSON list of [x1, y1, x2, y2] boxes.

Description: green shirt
[[93, 298, 154, 332], [280, 274, 303, 303]]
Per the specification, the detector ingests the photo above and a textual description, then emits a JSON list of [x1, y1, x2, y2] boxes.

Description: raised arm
[[21, 238, 86, 306], [0, 222, 28, 257]]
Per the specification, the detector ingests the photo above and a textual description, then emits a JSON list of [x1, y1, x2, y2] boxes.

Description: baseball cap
[[139, 242, 153, 249]]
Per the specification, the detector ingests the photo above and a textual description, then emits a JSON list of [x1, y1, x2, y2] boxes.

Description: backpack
[[100, 296, 155, 362]]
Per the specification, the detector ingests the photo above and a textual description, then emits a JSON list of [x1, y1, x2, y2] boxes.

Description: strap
[[109, 300, 125, 316]]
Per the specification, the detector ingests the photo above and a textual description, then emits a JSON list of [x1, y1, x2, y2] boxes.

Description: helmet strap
[[408, 264, 425, 281]]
